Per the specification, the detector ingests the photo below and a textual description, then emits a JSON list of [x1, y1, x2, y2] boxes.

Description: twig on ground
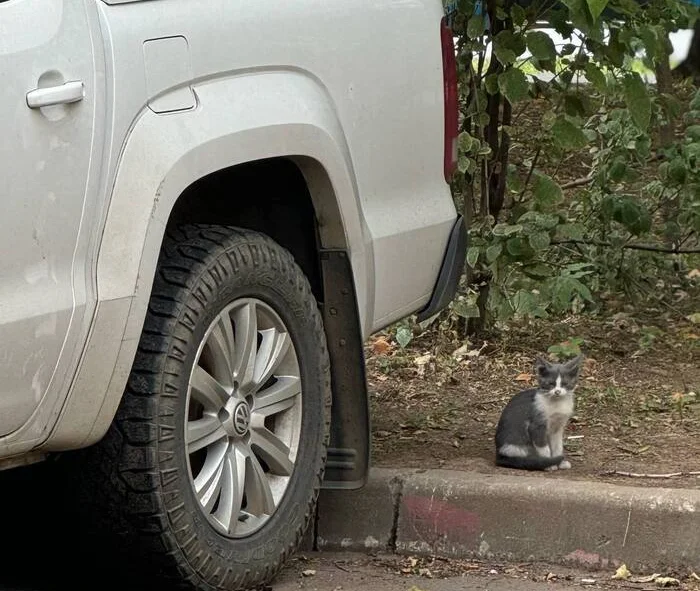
[[561, 176, 593, 189], [552, 238, 700, 254], [601, 470, 700, 479], [334, 562, 352, 573]]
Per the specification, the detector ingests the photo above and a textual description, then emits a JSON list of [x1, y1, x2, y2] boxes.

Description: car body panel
[[0, 0, 457, 456]]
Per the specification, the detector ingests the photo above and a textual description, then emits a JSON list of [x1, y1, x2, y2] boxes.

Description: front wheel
[[88, 225, 331, 590]]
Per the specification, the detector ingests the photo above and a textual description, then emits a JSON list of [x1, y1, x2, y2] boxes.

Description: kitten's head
[[535, 354, 583, 398]]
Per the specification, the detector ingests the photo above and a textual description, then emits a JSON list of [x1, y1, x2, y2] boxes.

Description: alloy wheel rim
[[184, 298, 302, 538]]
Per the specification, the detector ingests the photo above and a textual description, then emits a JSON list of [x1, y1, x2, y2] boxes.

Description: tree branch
[[552, 239, 700, 254]]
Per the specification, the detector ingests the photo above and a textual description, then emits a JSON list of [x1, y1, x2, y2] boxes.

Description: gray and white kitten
[[495, 354, 583, 471]]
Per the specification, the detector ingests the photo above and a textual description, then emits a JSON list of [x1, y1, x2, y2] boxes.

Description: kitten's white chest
[[535, 392, 574, 429]]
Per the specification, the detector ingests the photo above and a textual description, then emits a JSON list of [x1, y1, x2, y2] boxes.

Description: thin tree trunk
[[655, 44, 675, 149]]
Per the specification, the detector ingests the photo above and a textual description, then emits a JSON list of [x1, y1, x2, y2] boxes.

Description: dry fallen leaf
[[691, 572, 700, 581], [418, 568, 433, 578], [613, 564, 631, 580], [371, 337, 392, 355], [452, 343, 470, 358], [655, 576, 680, 587], [515, 372, 533, 382], [631, 573, 660, 583], [301, 569, 316, 577]]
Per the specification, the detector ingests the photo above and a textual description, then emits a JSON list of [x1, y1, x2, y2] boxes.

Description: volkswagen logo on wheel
[[233, 402, 251, 436]]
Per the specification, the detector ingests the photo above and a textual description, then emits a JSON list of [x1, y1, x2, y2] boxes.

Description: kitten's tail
[[495, 454, 564, 471]]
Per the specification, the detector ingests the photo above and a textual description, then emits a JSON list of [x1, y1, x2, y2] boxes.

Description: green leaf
[[608, 158, 627, 182], [557, 223, 585, 239], [532, 174, 563, 209], [549, 276, 592, 311], [484, 73, 500, 95], [452, 299, 480, 319], [498, 68, 529, 104], [492, 223, 522, 237], [529, 231, 551, 251], [668, 159, 687, 184], [518, 211, 560, 229], [611, 197, 652, 236], [623, 74, 651, 130], [510, 3, 526, 26], [467, 15, 486, 39], [466, 246, 480, 268], [523, 263, 553, 279], [687, 125, 700, 142], [395, 326, 413, 348], [493, 30, 526, 66], [506, 237, 535, 260], [552, 116, 589, 150], [512, 290, 538, 316], [690, 90, 700, 111], [486, 243, 503, 263], [457, 156, 472, 174], [526, 31, 557, 61], [586, 0, 609, 21], [458, 132, 476, 153], [550, 8, 575, 37], [584, 63, 607, 93]]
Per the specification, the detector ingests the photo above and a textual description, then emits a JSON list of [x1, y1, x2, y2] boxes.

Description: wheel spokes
[[254, 328, 291, 387], [214, 443, 247, 534], [245, 450, 276, 517], [190, 365, 229, 411], [204, 312, 236, 386], [186, 297, 302, 538], [193, 441, 228, 512], [232, 301, 258, 391], [187, 415, 226, 454], [252, 375, 301, 417], [250, 426, 294, 476]]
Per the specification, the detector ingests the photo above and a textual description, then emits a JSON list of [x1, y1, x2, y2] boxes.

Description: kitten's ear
[[534, 356, 549, 374], [564, 354, 584, 374]]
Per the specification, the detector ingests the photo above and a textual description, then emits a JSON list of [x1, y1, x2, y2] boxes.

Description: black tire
[[82, 225, 331, 590]]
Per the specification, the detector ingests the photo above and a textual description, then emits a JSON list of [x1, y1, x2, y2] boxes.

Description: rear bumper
[[416, 214, 467, 322]]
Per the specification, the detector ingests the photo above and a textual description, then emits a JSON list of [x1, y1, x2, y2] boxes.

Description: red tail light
[[441, 17, 458, 183]]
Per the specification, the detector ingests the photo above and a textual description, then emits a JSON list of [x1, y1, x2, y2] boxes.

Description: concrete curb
[[313, 468, 700, 572]]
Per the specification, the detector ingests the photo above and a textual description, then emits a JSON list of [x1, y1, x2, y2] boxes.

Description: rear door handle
[[26, 80, 84, 109]]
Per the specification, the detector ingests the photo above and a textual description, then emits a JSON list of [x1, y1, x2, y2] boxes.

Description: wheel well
[[167, 156, 369, 490], [168, 158, 323, 301]]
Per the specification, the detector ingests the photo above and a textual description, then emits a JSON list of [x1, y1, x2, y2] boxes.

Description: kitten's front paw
[[545, 465, 558, 471], [558, 460, 572, 470]]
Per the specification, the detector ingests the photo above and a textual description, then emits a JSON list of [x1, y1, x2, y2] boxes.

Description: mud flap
[[319, 249, 370, 490]]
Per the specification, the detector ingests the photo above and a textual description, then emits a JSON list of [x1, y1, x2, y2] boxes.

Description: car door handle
[[26, 80, 85, 109]]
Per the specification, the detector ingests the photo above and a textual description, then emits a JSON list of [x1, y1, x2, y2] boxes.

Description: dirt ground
[[367, 301, 700, 489], [367, 85, 700, 490], [276, 553, 700, 591]]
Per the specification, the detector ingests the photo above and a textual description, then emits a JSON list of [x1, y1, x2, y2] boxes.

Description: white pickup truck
[[0, 0, 465, 588]]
